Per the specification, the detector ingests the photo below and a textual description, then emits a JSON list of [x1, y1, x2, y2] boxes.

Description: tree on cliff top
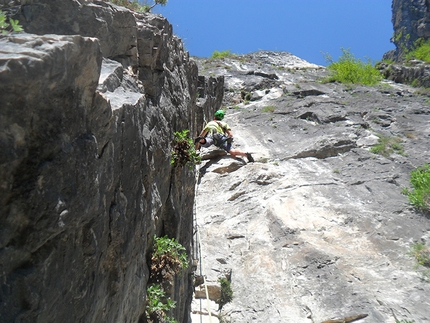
[[144, 0, 168, 12]]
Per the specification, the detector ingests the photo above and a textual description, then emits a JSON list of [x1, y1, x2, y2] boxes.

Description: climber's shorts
[[202, 137, 232, 152]]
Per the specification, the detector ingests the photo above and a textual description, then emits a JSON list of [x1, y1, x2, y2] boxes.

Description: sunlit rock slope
[[192, 51, 430, 323]]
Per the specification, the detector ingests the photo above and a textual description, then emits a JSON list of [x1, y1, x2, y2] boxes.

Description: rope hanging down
[[193, 168, 213, 323]]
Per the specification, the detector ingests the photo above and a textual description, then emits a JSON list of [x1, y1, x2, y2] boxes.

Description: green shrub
[[146, 235, 187, 323], [323, 48, 382, 85], [152, 235, 188, 270], [149, 235, 188, 283], [402, 164, 430, 212], [217, 278, 233, 310], [210, 50, 234, 59], [0, 10, 23, 34], [146, 284, 176, 314], [370, 135, 405, 157], [146, 284, 178, 323], [171, 129, 201, 168], [405, 38, 430, 62]]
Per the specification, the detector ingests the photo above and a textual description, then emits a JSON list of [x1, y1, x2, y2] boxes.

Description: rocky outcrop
[[378, 59, 430, 87], [382, 0, 430, 86], [17, 0, 138, 65], [0, 1, 223, 322], [386, 0, 430, 60], [192, 52, 430, 323]]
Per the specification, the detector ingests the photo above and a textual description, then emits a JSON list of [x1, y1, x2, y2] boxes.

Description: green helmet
[[214, 110, 225, 120]]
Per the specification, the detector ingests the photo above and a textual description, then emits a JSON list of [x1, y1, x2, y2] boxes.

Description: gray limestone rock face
[[192, 52, 430, 323], [378, 60, 430, 88], [15, 0, 138, 65], [3, 1, 430, 323], [0, 7, 223, 321]]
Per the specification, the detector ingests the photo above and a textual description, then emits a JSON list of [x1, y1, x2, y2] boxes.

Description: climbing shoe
[[246, 153, 254, 162]]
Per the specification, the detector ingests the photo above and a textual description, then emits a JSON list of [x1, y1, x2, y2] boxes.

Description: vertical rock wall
[[388, 0, 430, 59], [0, 1, 224, 322]]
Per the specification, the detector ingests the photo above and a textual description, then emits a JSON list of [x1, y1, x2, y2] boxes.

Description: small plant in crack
[[402, 164, 430, 213], [146, 284, 177, 323], [150, 235, 188, 283], [369, 134, 405, 157], [241, 90, 252, 102], [217, 278, 233, 311], [171, 129, 201, 168], [409, 242, 430, 283], [410, 243, 430, 267], [145, 236, 189, 323], [262, 106, 276, 113]]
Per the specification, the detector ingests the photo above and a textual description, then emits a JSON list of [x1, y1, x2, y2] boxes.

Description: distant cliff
[[380, 0, 430, 86], [0, 1, 223, 322], [386, 0, 430, 60]]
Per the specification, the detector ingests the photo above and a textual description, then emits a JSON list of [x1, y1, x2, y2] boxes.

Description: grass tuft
[[210, 50, 235, 59], [402, 164, 430, 212], [369, 135, 405, 157]]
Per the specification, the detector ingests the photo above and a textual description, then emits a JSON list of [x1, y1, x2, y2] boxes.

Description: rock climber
[[195, 110, 254, 162]]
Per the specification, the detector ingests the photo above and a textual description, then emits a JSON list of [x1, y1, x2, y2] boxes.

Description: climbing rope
[[193, 166, 213, 323], [197, 229, 213, 323]]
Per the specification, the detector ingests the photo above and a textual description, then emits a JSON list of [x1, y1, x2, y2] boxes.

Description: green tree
[[145, 0, 168, 12]]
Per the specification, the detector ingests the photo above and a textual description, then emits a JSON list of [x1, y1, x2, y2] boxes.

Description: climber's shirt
[[203, 120, 230, 136]]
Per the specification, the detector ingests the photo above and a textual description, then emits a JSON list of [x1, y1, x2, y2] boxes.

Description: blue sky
[[151, 0, 395, 66]]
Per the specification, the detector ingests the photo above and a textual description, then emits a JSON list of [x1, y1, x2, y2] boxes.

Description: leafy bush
[[217, 278, 233, 310], [150, 235, 188, 284], [0, 10, 23, 34], [146, 284, 176, 314], [370, 135, 405, 157], [171, 129, 201, 168], [323, 48, 382, 85], [402, 164, 430, 212], [146, 236, 187, 322], [152, 236, 188, 270], [210, 50, 234, 59], [146, 284, 178, 323]]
